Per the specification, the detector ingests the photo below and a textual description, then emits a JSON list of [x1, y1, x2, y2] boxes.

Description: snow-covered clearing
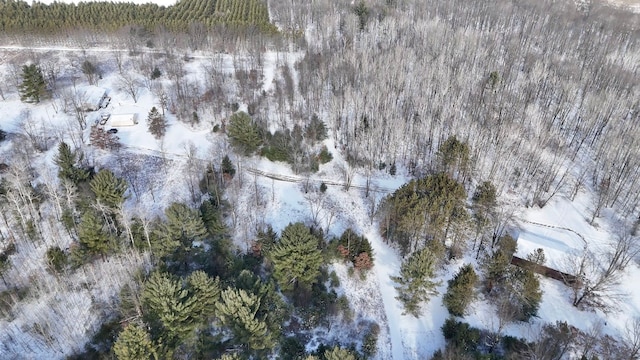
[[512, 193, 640, 340]]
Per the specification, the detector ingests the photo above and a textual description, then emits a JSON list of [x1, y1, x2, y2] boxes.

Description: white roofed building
[[77, 85, 109, 112], [109, 114, 138, 127]]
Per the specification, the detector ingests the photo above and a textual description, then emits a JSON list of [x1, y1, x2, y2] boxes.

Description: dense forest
[[0, 0, 275, 35], [0, 0, 640, 358]]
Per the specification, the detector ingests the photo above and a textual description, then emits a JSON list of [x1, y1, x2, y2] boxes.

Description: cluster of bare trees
[[282, 0, 640, 220]]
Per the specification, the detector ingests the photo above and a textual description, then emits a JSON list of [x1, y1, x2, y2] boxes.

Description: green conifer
[[443, 264, 478, 317], [142, 272, 197, 346], [18, 64, 48, 103], [90, 169, 127, 209], [113, 323, 158, 360], [325, 346, 356, 360], [222, 155, 236, 178], [215, 287, 273, 351], [161, 202, 208, 243], [147, 106, 167, 139], [391, 247, 440, 317], [269, 222, 323, 292], [54, 142, 89, 184], [78, 210, 110, 256], [227, 111, 261, 155], [186, 270, 220, 320]]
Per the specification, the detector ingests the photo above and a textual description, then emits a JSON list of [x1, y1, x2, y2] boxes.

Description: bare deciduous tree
[[117, 73, 142, 103], [565, 235, 633, 311]]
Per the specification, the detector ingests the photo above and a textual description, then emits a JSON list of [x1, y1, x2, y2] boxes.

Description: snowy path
[[365, 227, 409, 360]]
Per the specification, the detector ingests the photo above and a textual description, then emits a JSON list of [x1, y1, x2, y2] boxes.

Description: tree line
[[0, 0, 276, 35]]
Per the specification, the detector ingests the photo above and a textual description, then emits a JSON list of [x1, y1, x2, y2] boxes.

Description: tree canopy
[[269, 222, 323, 292], [378, 173, 467, 255]]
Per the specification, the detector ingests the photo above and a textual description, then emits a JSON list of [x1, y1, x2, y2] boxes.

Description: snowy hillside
[[0, 0, 639, 358]]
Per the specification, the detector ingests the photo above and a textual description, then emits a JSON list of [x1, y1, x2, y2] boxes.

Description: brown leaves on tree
[[90, 125, 120, 150]]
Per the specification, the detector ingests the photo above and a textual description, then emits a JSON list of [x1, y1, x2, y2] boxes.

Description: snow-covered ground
[[512, 194, 640, 342], [2, 46, 640, 359]]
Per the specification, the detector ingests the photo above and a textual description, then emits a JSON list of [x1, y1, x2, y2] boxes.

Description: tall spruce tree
[[443, 264, 478, 317], [269, 222, 323, 292], [215, 287, 274, 351], [147, 106, 168, 139], [113, 323, 158, 360], [54, 142, 89, 184], [18, 64, 48, 103], [199, 198, 226, 238], [81, 60, 99, 85], [226, 111, 261, 155], [391, 247, 440, 317], [78, 210, 110, 256], [90, 169, 127, 209]]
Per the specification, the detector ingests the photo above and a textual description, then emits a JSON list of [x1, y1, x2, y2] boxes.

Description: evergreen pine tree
[[45, 246, 68, 274], [437, 135, 470, 180], [481, 234, 517, 292], [54, 142, 89, 184], [186, 270, 220, 320], [215, 287, 274, 351], [142, 272, 198, 346], [151, 67, 162, 80], [221, 155, 236, 178], [526, 248, 546, 265], [304, 114, 328, 141], [161, 202, 208, 243], [443, 264, 478, 317], [324, 346, 356, 360], [472, 181, 497, 210], [200, 198, 226, 238], [113, 323, 158, 360], [0, 249, 12, 287], [78, 210, 110, 256], [147, 106, 168, 139], [226, 111, 261, 155], [509, 267, 543, 321], [18, 64, 48, 103], [378, 173, 467, 255], [391, 247, 440, 317], [269, 222, 323, 292], [90, 169, 128, 209]]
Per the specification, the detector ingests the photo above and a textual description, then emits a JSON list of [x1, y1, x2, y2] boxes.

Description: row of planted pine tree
[[0, 0, 276, 34]]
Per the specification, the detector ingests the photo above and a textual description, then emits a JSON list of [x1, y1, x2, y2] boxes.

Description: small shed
[[78, 85, 109, 112], [110, 114, 138, 127]]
